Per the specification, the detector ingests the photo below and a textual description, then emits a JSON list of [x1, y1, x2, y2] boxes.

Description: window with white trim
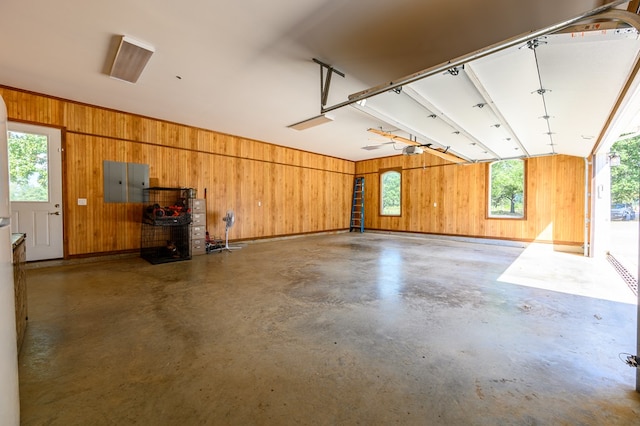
[[380, 169, 401, 216], [488, 159, 525, 218]]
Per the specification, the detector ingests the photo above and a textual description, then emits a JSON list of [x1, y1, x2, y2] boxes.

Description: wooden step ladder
[[350, 177, 364, 233]]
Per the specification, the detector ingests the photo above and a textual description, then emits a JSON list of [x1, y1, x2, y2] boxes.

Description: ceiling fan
[[361, 139, 399, 151], [366, 128, 467, 163]]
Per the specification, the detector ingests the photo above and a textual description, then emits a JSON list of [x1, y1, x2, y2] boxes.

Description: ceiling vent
[[109, 36, 154, 83]]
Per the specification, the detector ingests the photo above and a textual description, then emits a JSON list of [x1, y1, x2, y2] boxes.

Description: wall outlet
[[78, 198, 87, 206]]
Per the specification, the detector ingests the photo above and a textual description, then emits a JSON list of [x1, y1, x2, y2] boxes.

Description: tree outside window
[[381, 170, 401, 216], [489, 159, 524, 218], [8, 131, 49, 202], [610, 135, 639, 207]]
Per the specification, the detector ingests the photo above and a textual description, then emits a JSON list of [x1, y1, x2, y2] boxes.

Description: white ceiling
[[0, 0, 638, 161]]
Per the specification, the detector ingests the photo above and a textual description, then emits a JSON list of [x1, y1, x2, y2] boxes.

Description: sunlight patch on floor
[[497, 242, 637, 305]]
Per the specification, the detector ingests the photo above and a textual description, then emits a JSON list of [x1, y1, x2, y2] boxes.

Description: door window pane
[[8, 131, 49, 202]]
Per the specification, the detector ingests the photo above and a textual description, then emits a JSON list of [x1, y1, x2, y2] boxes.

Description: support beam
[[312, 58, 345, 108], [367, 128, 467, 163]]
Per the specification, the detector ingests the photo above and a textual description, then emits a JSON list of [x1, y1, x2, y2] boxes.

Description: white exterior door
[[8, 122, 63, 261]]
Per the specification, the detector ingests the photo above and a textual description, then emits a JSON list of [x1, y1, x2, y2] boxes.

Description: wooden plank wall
[[355, 152, 585, 246], [0, 86, 355, 257]]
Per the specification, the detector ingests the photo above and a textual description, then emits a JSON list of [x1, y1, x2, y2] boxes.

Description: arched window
[[380, 169, 401, 216], [488, 159, 525, 218]]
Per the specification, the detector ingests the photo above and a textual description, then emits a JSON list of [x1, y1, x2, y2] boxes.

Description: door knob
[[49, 211, 60, 216]]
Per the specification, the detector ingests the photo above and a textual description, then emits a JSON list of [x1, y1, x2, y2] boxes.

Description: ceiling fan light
[[402, 146, 424, 156]]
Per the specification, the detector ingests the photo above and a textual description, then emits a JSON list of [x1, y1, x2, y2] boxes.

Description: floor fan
[[218, 210, 242, 252]]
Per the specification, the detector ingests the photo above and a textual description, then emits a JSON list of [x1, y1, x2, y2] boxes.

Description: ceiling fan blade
[[361, 140, 397, 150]]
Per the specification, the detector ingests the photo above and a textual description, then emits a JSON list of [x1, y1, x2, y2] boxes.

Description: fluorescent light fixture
[[287, 114, 334, 130], [109, 35, 155, 83]]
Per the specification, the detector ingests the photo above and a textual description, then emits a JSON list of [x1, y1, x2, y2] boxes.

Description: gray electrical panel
[[103, 160, 126, 203], [103, 161, 149, 203], [127, 162, 149, 203]]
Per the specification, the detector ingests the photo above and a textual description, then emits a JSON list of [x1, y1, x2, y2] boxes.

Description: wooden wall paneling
[[453, 165, 468, 235], [365, 172, 380, 230], [237, 137, 252, 161], [343, 173, 353, 229], [140, 116, 158, 144], [298, 167, 309, 233], [425, 166, 437, 232], [0, 88, 61, 126], [64, 134, 86, 255], [329, 171, 339, 230], [553, 155, 584, 244], [325, 172, 336, 229], [0, 85, 361, 255], [298, 167, 308, 233], [187, 149, 200, 191], [64, 102, 92, 133], [252, 160, 266, 237], [249, 140, 266, 163], [197, 129, 216, 154], [308, 168, 320, 232], [357, 154, 585, 245], [268, 162, 280, 236], [124, 115, 144, 142], [526, 158, 542, 240], [187, 127, 199, 151], [273, 163, 285, 235], [466, 164, 485, 237], [440, 166, 454, 234], [286, 164, 298, 234], [310, 169, 322, 231], [528, 157, 554, 242], [234, 157, 248, 237], [476, 165, 487, 237], [405, 169, 422, 232], [269, 144, 283, 165], [311, 169, 323, 231], [222, 134, 237, 157], [206, 154, 224, 238]]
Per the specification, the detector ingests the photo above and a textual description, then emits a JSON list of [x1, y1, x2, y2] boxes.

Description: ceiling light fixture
[[367, 128, 466, 163], [402, 146, 424, 156], [287, 114, 334, 131], [109, 35, 155, 83]]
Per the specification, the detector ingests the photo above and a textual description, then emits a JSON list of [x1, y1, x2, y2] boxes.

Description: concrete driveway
[[609, 220, 639, 279]]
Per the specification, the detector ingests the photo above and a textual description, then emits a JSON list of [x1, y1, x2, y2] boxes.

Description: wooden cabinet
[[12, 233, 27, 353]]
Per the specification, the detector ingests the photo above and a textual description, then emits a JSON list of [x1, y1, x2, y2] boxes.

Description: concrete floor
[[18, 233, 640, 425]]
